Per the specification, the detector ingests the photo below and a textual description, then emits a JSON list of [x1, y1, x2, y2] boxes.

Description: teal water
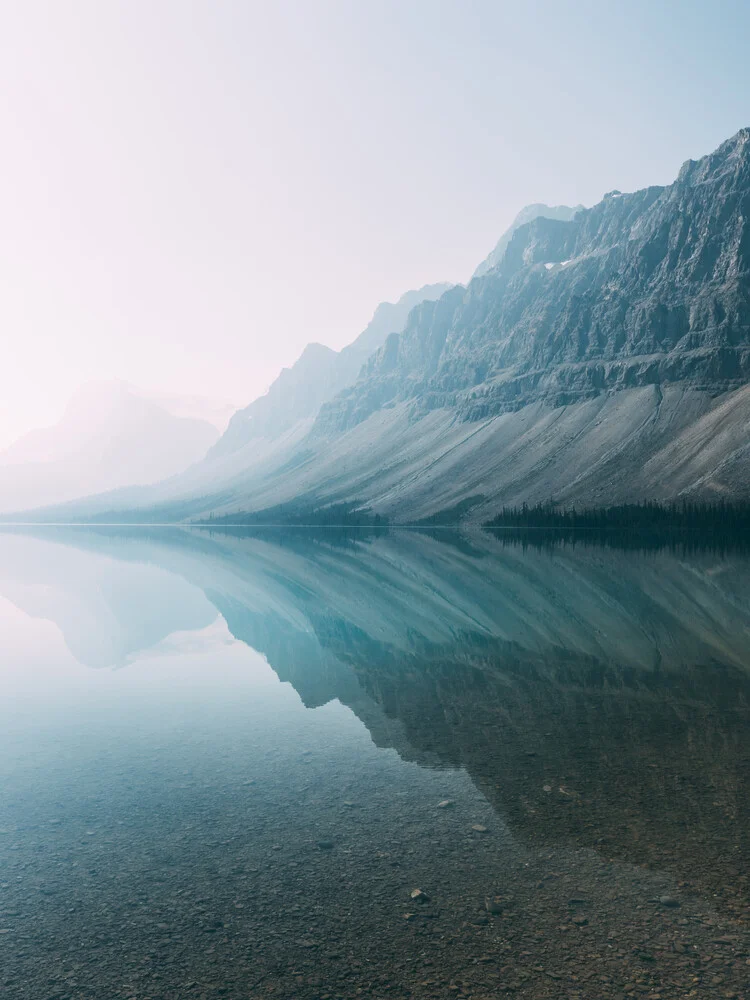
[[0, 527, 748, 1000]]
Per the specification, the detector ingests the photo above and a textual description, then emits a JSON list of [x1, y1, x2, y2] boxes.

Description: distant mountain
[[248, 127, 750, 521], [318, 130, 750, 433], [0, 381, 224, 513], [139, 389, 236, 432], [183, 128, 750, 522], [472, 202, 584, 278], [15, 128, 750, 524], [211, 283, 452, 459]]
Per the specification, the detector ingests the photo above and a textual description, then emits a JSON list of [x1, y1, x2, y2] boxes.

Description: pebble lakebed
[[1, 730, 747, 1000]]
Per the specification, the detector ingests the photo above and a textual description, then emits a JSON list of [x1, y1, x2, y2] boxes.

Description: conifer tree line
[[485, 499, 750, 532]]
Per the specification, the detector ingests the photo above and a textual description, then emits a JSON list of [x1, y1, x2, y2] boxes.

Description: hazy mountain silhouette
[[0, 382, 228, 513], [210, 283, 452, 460], [13, 129, 750, 524]]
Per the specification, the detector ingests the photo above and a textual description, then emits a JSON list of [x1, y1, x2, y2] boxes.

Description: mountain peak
[[350, 283, 454, 358], [298, 342, 337, 362], [472, 203, 584, 279], [0, 383, 221, 513], [677, 126, 750, 185], [206, 282, 455, 461], [22, 127, 750, 525], [719, 126, 750, 152], [396, 283, 454, 307]]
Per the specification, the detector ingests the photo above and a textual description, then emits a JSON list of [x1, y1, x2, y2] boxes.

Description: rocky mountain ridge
[[210, 283, 453, 459], [8, 129, 750, 522], [317, 129, 750, 436], [471, 201, 584, 278]]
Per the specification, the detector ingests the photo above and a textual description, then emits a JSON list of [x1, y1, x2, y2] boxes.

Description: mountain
[[471, 202, 584, 278], [12, 128, 750, 524], [210, 283, 452, 460], [0, 381, 225, 513], [138, 389, 236, 432], [321, 129, 750, 429], [194, 128, 750, 522]]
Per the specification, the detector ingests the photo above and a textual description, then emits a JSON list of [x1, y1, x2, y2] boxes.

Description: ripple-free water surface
[[0, 527, 748, 999]]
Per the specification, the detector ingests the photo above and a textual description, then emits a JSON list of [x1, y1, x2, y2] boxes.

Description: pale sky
[[0, 0, 748, 447]]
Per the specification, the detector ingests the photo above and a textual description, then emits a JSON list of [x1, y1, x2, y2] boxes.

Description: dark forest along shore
[[0, 526, 748, 1000]]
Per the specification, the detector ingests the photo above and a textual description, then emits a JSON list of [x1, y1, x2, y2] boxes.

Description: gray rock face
[[318, 129, 750, 437], [472, 202, 584, 279], [211, 341, 340, 458], [210, 282, 452, 459], [13, 131, 750, 523]]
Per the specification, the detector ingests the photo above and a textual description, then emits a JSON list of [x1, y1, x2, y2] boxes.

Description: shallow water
[[0, 526, 748, 1000]]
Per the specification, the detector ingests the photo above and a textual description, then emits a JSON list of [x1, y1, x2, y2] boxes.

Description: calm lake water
[[0, 526, 748, 1000]]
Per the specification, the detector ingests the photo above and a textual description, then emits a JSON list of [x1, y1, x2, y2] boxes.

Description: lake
[[0, 526, 748, 1000]]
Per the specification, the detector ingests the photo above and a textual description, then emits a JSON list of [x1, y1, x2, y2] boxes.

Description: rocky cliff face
[[12, 130, 750, 523], [209, 282, 452, 459], [318, 129, 750, 436], [471, 202, 584, 278]]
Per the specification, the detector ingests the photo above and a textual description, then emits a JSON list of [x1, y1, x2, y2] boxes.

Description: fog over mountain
[[10, 128, 750, 524], [211, 283, 453, 460], [0, 382, 231, 514]]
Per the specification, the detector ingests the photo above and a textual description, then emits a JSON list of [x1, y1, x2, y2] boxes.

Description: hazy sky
[[0, 0, 748, 447]]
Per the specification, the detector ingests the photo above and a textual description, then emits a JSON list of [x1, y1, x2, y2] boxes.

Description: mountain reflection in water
[[0, 525, 748, 1000]]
